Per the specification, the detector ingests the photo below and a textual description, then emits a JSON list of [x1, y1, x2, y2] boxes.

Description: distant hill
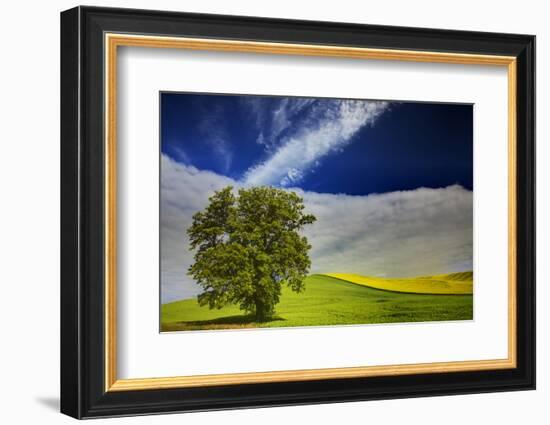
[[442, 271, 473, 281], [323, 271, 473, 295]]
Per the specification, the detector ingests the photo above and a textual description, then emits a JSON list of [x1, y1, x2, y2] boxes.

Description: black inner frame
[[60, 6, 535, 419]]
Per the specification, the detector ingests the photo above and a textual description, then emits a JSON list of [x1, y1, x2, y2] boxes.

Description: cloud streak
[[196, 103, 233, 173], [161, 155, 472, 303], [242, 99, 390, 187]]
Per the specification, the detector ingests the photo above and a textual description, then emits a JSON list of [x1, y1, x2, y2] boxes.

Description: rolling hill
[[161, 272, 473, 332], [323, 272, 473, 295]]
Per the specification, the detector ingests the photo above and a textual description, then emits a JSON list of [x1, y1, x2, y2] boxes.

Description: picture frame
[[60, 5, 535, 419]]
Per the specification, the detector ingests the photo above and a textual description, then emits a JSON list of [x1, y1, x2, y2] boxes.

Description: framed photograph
[[60, 6, 535, 419]]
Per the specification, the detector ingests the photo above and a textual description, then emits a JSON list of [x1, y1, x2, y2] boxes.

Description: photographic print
[[160, 92, 473, 332]]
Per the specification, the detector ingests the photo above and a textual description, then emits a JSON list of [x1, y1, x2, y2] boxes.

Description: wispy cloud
[[242, 99, 390, 187], [196, 103, 233, 173], [161, 155, 472, 303], [170, 146, 190, 164], [241, 97, 315, 150]]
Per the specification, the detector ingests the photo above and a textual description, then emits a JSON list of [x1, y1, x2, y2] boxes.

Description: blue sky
[[161, 93, 472, 195], [160, 92, 473, 303]]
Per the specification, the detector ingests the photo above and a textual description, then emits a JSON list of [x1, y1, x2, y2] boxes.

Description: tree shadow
[[183, 314, 286, 326]]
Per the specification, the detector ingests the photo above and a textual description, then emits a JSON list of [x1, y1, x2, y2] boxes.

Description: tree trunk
[[255, 299, 267, 322]]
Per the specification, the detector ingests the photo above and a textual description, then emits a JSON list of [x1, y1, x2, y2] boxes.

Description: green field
[[161, 273, 473, 332]]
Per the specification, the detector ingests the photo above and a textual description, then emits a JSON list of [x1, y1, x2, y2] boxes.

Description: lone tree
[[187, 186, 316, 321]]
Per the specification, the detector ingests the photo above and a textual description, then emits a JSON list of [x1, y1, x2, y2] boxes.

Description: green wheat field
[[161, 272, 473, 332]]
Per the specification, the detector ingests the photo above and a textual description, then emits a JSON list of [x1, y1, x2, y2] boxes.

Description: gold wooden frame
[[104, 33, 517, 392]]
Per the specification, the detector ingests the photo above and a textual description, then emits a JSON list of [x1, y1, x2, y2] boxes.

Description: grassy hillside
[[161, 274, 473, 332], [324, 272, 473, 295]]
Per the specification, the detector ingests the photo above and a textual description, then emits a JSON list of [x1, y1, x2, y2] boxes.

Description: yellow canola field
[[323, 272, 473, 295]]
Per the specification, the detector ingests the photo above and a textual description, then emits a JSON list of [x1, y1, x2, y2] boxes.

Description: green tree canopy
[[187, 186, 316, 321]]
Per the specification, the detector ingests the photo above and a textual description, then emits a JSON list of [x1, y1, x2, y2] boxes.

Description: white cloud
[[298, 185, 473, 276], [243, 99, 389, 187], [160, 155, 234, 303], [161, 155, 473, 303]]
